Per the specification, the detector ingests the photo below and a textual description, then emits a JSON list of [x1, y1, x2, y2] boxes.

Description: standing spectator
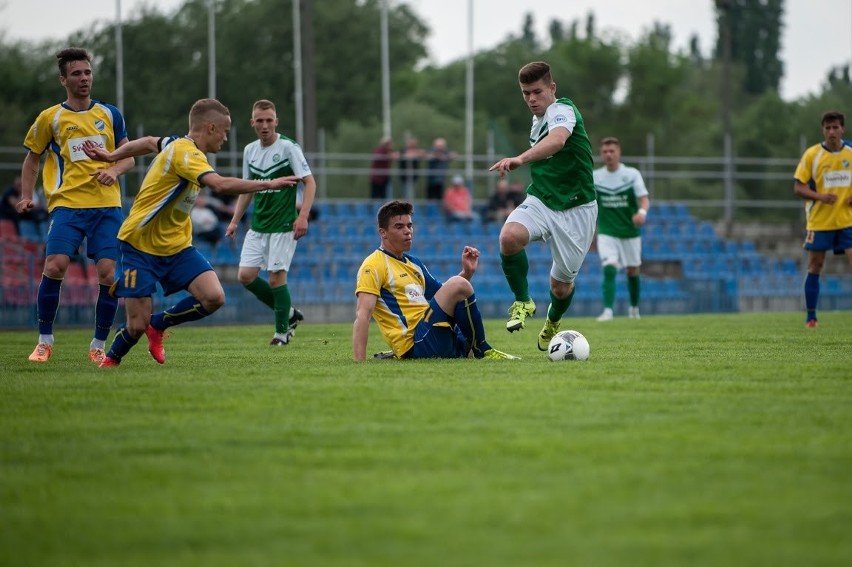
[[593, 137, 650, 322], [16, 47, 134, 364], [793, 110, 852, 328], [488, 61, 597, 351], [399, 137, 426, 200], [191, 190, 225, 248], [443, 175, 479, 222], [484, 179, 518, 223], [2, 176, 48, 238], [369, 136, 398, 200], [425, 137, 456, 200], [227, 99, 314, 346]]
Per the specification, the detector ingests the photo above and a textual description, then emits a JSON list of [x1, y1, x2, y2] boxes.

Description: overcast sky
[[2, 0, 850, 101]]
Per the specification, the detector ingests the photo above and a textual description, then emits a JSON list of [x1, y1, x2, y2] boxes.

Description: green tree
[[714, 0, 784, 95]]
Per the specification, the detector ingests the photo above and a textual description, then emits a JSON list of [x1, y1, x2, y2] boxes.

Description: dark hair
[[56, 47, 91, 76], [377, 200, 413, 229], [519, 61, 553, 85], [821, 111, 845, 127], [600, 136, 620, 147]]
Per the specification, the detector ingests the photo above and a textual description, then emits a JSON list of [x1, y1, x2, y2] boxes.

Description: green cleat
[[506, 299, 536, 332], [537, 315, 561, 351], [482, 348, 521, 360]]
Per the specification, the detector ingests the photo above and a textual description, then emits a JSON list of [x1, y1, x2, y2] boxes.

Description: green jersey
[[593, 164, 648, 238], [526, 97, 596, 211], [242, 134, 312, 233]]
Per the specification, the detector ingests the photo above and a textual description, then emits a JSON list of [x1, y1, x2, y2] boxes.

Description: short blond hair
[[189, 98, 230, 129]]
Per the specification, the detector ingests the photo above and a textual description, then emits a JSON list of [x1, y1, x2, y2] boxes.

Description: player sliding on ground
[[353, 200, 519, 362], [83, 98, 298, 367]]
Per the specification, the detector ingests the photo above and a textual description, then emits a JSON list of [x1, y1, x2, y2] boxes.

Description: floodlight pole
[[380, 0, 391, 138], [464, 0, 474, 187]]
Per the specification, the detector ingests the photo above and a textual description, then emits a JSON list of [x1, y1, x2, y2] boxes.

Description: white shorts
[[505, 195, 597, 283], [597, 234, 642, 269], [239, 229, 297, 272]]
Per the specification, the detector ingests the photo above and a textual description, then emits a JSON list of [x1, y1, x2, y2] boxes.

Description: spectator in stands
[[443, 175, 479, 222], [369, 136, 398, 200], [353, 199, 518, 361], [593, 136, 650, 322], [793, 110, 852, 328], [191, 190, 225, 247], [399, 137, 426, 199], [425, 137, 456, 200], [484, 179, 519, 223]]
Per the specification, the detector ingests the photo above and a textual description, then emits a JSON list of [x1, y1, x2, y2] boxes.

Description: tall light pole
[[380, 0, 391, 138], [115, 0, 124, 113], [292, 0, 304, 145], [464, 0, 474, 186], [208, 0, 216, 99]]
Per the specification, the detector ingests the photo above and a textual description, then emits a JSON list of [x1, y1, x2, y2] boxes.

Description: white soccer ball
[[547, 330, 590, 361]]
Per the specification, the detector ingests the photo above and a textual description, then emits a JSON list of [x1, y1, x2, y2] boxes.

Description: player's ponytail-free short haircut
[[56, 47, 91, 76], [821, 111, 845, 127], [519, 61, 553, 85], [600, 137, 621, 147], [377, 200, 413, 230], [252, 99, 276, 114], [189, 98, 231, 129]]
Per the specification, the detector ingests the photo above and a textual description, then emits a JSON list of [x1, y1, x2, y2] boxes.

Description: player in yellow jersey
[[793, 111, 852, 328], [82, 98, 298, 367], [353, 200, 518, 362], [16, 47, 135, 364]]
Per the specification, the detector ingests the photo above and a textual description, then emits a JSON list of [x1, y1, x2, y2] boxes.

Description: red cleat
[[805, 319, 819, 329], [145, 324, 167, 364], [99, 356, 120, 368]]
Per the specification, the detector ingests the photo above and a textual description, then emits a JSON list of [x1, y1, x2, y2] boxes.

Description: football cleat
[[270, 329, 294, 346], [288, 307, 305, 331], [89, 348, 106, 365], [628, 306, 641, 320], [28, 343, 53, 363], [482, 348, 521, 360], [145, 325, 167, 364], [596, 308, 614, 322], [805, 319, 819, 329], [372, 350, 396, 359], [506, 300, 536, 332], [537, 316, 561, 351], [99, 356, 121, 368]]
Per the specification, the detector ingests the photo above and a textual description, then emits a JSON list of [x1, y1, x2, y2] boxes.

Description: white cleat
[[628, 306, 641, 320], [596, 308, 614, 322]]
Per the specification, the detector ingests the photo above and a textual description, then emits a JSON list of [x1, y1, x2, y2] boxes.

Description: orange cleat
[[28, 343, 53, 363], [145, 324, 166, 364], [89, 348, 106, 365], [99, 356, 120, 368], [805, 319, 819, 329]]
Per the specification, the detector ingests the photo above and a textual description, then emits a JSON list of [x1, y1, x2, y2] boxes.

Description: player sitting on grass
[[353, 200, 519, 362]]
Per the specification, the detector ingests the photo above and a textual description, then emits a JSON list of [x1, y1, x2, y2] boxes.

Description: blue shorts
[[803, 227, 852, 253], [407, 297, 468, 359], [113, 242, 213, 298], [45, 207, 123, 261]]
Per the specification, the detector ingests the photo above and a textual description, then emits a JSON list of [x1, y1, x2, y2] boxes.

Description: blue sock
[[804, 272, 819, 320], [453, 293, 492, 358], [106, 326, 140, 362], [94, 283, 118, 341], [150, 296, 212, 330], [37, 275, 63, 335]]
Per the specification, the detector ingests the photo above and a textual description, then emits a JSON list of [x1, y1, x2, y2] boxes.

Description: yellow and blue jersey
[[793, 141, 852, 230], [23, 101, 128, 211], [355, 249, 442, 357], [118, 136, 215, 256]]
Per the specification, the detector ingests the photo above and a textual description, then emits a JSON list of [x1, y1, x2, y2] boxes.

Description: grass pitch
[[1, 311, 851, 566]]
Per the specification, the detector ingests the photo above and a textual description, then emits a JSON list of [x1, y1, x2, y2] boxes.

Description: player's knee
[[201, 292, 225, 313], [551, 280, 574, 299], [126, 318, 147, 338], [499, 225, 527, 255], [237, 271, 256, 286]]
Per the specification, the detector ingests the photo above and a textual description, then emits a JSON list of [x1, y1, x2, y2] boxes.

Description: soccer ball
[[547, 330, 590, 361]]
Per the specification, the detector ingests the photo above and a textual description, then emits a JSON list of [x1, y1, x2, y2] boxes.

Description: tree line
[[1, 0, 850, 206]]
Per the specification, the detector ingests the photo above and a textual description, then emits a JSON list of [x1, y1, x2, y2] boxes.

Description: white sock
[[90, 339, 106, 350], [39, 334, 54, 346]]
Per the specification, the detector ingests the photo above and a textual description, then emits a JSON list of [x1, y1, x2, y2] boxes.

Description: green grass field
[[2, 311, 851, 567]]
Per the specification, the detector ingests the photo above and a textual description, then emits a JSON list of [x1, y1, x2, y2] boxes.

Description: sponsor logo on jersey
[[68, 135, 106, 162], [824, 170, 851, 189], [553, 114, 568, 124], [66, 125, 79, 132]]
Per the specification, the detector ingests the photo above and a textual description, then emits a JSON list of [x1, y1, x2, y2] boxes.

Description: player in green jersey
[[489, 61, 598, 351]]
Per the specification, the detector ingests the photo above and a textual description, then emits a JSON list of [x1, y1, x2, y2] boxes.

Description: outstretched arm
[[202, 172, 299, 196], [353, 292, 378, 362], [489, 128, 569, 177], [83, 136, 161, 162]]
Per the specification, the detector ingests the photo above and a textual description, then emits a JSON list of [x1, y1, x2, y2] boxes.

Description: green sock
[[271, 284, 292, 334], [500, 250, 530, 302], [628, 274, 640, 307], [602, 265, 617, 309], [245, 277, 274, 310], [548, 287, 575, 322]]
